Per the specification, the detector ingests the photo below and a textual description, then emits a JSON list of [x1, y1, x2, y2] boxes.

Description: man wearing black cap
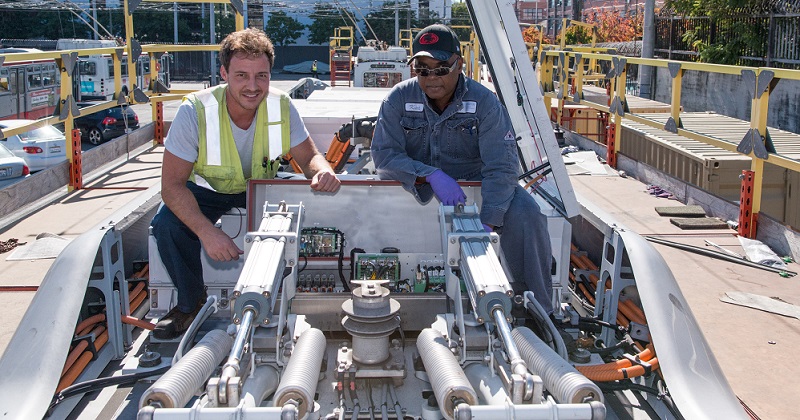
[[370, 24, 554, 313]]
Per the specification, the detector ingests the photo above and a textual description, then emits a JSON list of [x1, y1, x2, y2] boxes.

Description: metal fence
[[654, 13, 800, 68]]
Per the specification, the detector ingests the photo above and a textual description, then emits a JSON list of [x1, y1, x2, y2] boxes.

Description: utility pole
[[210, 3, 217, 86], [395, 0, 400, 46], [639, 0, 655, 99], [174, 2, 178, 44], [92, 0, 99, 40]]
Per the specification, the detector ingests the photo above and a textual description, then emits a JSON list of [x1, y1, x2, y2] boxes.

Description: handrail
[[535, 45, 800, 237]]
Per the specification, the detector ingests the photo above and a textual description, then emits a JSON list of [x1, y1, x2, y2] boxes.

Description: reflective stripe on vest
[[189, 85, 291, 193]]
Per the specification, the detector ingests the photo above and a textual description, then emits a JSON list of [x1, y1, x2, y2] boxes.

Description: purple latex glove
[[482, 223, 493, 233], [427, 170, 466, 206]]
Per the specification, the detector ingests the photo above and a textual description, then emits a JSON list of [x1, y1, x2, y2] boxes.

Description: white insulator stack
[[273, 328, 326, 418], [416, 328, 477, 420], [139, 329, 233, 408], [512, 327, 603, 404]]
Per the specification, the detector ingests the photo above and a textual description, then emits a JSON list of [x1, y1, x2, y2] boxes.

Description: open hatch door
[[467, 0, 579, 218]]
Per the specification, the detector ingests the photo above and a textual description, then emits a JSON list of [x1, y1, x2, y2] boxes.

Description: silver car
[[0, 119, 67, 172], [0, 142, 29, 187]]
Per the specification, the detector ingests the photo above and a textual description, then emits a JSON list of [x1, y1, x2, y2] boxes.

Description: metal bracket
[[736, 128, 770, 159], [668, 62, 682, 79], [609, 96, 625, 117], [132, 87, 150, 104], [664, 117, 679, 133], [130, 39, 142, 60], [117, 92, 129, 106], [741, 70, 757, 99], [58, 95, 81, 120], [127, 0, 142, 13], [756, 70, 775, 99], [229, 0, 244, 15], [572, 53, 582, 72], [152, 79, 171, 94], [59, 52, 79, 78]]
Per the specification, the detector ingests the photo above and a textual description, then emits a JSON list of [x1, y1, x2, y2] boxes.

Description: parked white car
[[0, 119, 67, 172], [0, 142, 29, 187]]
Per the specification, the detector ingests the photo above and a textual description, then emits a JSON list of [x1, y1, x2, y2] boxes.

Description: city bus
[[77, 53, 171, 101], [0, 48, 60, 121]]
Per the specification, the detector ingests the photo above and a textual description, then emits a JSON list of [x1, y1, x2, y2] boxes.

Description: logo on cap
[[419, 33, 439, 45]]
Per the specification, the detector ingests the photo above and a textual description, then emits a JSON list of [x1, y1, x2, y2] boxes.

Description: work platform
[[0, 135, 797, 419]]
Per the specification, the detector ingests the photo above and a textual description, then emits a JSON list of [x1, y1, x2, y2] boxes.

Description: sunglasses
[[413, 58, 460, 77]]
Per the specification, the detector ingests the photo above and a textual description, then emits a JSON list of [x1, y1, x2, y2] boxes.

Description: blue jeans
[[151, 182, 246, 312], [499, 185, 553, 313]]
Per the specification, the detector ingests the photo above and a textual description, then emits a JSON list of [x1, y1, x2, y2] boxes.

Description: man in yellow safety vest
[[150, 28, 340, 339]]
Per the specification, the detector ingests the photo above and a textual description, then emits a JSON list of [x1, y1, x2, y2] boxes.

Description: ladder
[[329, 27, 353, 87]]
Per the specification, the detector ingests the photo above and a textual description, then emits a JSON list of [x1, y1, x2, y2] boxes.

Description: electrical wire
[[47, 365, 170, 415], [595, 380, 684, 420]]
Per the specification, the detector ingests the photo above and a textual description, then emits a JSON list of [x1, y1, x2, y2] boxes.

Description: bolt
[[288, 259, 294, 266], [491, 237, 498, 244], [245, 237, 252, 243], [289, 237, 295, 243], [449, 259, 456, 265], [450, 238, 456, 244], [234, 317, 240, 325]]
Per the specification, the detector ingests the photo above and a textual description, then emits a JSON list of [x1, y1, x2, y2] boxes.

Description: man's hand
[[310, 170, 341, 192], [427, 170, 466, 205], [199, 227, 243, 262]]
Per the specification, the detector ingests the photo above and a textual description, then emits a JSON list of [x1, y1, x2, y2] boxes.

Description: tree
[[664, 0, 771, 64], [264, 10, 304, 47], [307, 3, 346, 45]]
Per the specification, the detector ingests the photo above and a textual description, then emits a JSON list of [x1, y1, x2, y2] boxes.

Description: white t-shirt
[[165, 93, 310, 179]]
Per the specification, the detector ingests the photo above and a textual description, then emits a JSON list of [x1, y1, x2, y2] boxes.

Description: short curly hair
[[219, 28, 275, 71]]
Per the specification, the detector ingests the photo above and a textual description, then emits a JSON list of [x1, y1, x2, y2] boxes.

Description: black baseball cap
[[408, 24, 461, 64]]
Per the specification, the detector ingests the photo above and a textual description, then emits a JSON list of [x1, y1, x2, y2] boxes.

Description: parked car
[[74, 102, 140, 145], [0, 119, 67, 172], [0, 142, 29, 185]]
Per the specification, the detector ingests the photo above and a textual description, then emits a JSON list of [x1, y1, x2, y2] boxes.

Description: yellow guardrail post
[[736, 68, 779, 238], [556, 52, 568, 126], [664, 62, 683, 133], [607, 57, 627, 168]]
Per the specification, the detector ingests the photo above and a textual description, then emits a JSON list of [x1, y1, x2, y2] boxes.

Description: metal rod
[[492, 308, 527, 376], [644, 236, 795, 277]]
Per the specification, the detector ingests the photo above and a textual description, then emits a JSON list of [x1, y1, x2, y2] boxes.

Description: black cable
[[48, 365, 170, 415], [348, 247, 365, 291], [518, 161, 551, 180], [579, 316, 626, 333], [298, 254, 308, 273], [596, 380, 684, 420]]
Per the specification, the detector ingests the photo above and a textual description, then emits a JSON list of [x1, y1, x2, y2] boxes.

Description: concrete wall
[[652, 67, 800, 135]]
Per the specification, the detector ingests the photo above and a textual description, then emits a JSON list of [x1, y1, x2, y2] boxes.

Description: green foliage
[[264, 10, 304, 47], [307, 3, 345, 45], [451, 3, 472, 27], [563, 26, 592, 45]]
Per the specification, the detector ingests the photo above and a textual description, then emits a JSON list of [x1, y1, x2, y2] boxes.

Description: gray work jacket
[[371, 74, 520, 227]]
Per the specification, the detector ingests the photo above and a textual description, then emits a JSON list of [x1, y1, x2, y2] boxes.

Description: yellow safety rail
[[538, 48, 800, 238]]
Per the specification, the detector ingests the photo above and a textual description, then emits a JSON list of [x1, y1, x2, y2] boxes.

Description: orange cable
[[74, 313, 106, 336], [57, 329, 108, 393], [121, 315, 154, 331]]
